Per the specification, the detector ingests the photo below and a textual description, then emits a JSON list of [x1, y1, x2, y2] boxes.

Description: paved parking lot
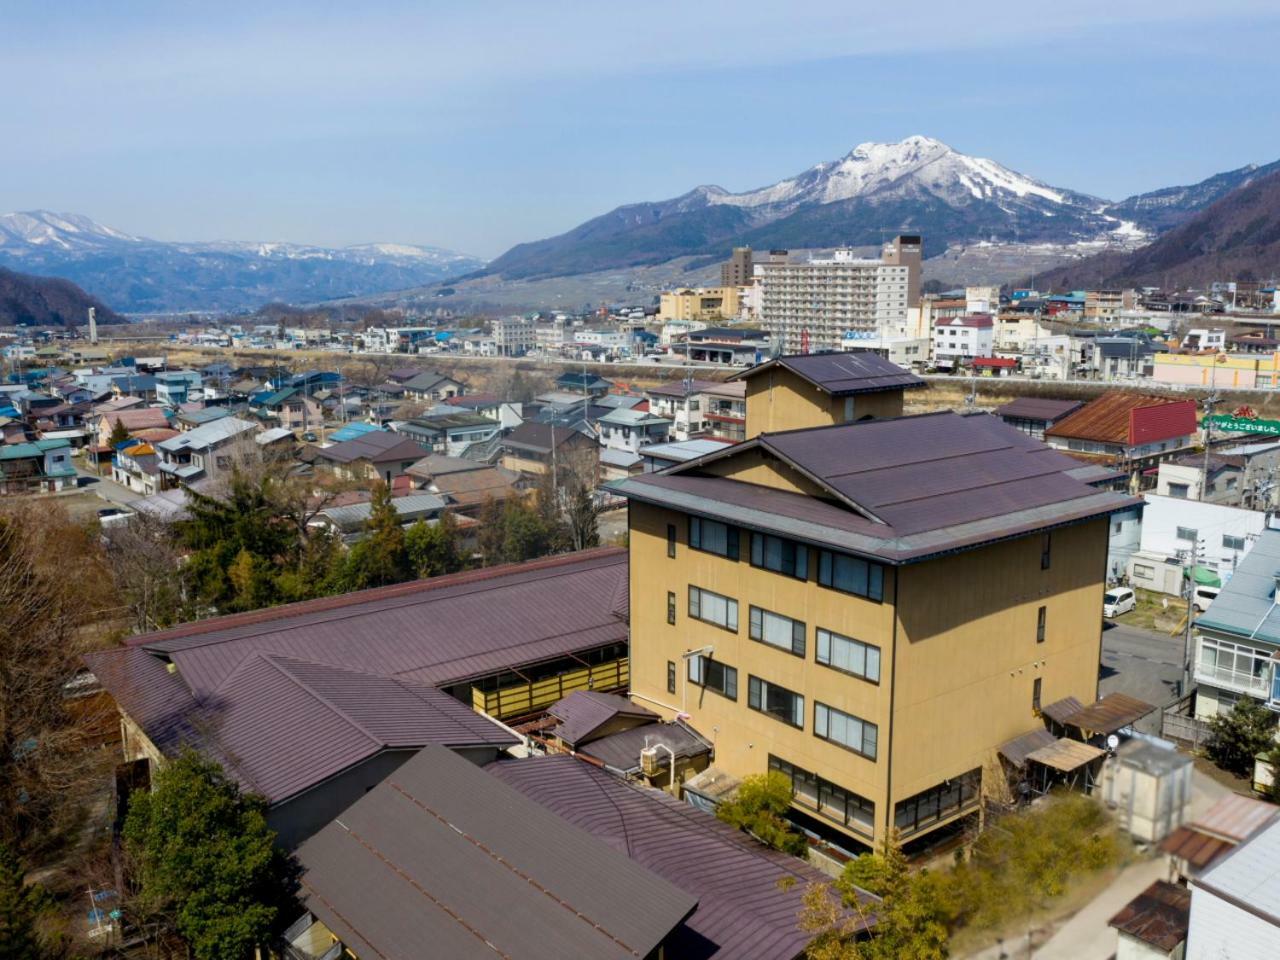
[[1099, 620, 1187, 734]]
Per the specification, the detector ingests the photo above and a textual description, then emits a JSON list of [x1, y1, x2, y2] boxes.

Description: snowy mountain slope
[[484, 136, 1134, 280], [0, 211, 485, 313]]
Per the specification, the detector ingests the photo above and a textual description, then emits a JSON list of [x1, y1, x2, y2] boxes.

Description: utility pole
[[1179, 538, 1204, 698], [1200, 354, 1225, 501]]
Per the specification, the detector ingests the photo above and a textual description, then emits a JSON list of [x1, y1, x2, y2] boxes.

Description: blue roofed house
[[255, 386, 323, 432], [0, 438, 75, 493]]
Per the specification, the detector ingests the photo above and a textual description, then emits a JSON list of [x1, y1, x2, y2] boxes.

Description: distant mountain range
[[483, 137, 1280, 282], [1038, 167, 1280, 291], [0, 266, 123, 328], [0, 211, 486, 314]]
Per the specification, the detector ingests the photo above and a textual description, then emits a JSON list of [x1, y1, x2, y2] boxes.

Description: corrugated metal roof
[[1196, 528, 1280, 645], [577, 721, 712, 774], [316, 430, 427, 464], [1044, 392, 1194, 445], [547, 691, 657, 748], [488, 754, 873, 959], [1108, 880, 1190, 951], [1025, 738, 1106, 771], [1064, 693, 1156, 735], [733, 352, 925, 396], [995, 398, 1084, 422], [1041, 696, 1085, 725], [320, 494, 446, 531], [1187, 793, 1279, 844], [1194, 817, 1280, 925], [297, 746, 696, 960], [998, 728, 1057, 767], [1160, 826, 1235, 870], [157, 416, 257, 452]]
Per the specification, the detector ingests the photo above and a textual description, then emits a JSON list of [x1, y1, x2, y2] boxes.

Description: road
[[71, 463, 143, 509], [1099, 620, 1186, 734]]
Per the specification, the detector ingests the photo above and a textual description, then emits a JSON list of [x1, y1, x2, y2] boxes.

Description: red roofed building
[[1045, 392, 1198, 488], [932, 314, 995, 368]]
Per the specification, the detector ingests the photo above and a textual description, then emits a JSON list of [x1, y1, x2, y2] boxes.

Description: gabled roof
[[731, 352, 925, 396], [400, 370, 460, 392], [1196, 529, 1280, 645], [613, 412, 1138, 564], [1044, 392, 1196, 446], [503, 420, 593, 454], [1108, 881, 1190, 952], [547, 691, 657, 748], [488, 754, 875, 959], [406, 453, 488, 479], [157, 416, 257, 453], [577, 721, 713, 775], [99, 408, 169, 432], [598, 407, 670, 427], [316, 430, 427, 464], [1194, 817, 1280, 927], [297, 747, 696, 960], [995, 398, 1084, 423], [319, 494, 446, 532]]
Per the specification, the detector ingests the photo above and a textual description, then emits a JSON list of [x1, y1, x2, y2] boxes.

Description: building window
[[818, 551, 885, 602], [1223, 534, 1246, 551], [893, 768, 982, 837], [1168, 484, 1190, 499], [814, 702, 878, 760], [769, 755, 875, 836], [690, 517, 739, 560], [1133, 563, 1155, 580], [1176, 526, 1198, 542], [1037, 606, 1046, 643], [843, 397, 855, 421], [667, 660, 676, 695], [1041, 532, 1052, 570], [667, 591, 676, 625], [689, 586, 739, 632], [750, 532, 809, 580], [816, 628, 881, 683], [688, 655, 737, 700], [667, 523, 677, 558], [1198, 636, 1272, 693], [748, 676, 804, 728], [1032, 677, 1042, 712], [749, 606, 806, 656]]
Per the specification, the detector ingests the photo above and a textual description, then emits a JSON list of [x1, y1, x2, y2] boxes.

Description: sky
[[4, 1, 1280, 259]]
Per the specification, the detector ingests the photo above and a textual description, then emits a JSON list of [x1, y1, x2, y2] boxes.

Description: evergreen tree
[[1206, 698, 1278, 777], [405, 510, 463, 579], [341, 482, 409, 589], [715, 772, 807, 856], [500, 497, 555, 564], [0, 842, 43, 960], [476, 496, 506, 567], [123, 751, 293, 960], [107, 417, 132, 449]]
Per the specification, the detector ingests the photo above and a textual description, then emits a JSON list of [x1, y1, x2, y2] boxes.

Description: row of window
[[676, 519, 886, 602], [687, 655, 879, 760], [681, 586, 882, 683]]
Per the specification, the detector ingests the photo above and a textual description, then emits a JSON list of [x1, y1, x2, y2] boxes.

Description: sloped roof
[[1108, 881, 1190, 951], [503, 420, 593, 454], [1194, 817, 1280, 926], [547, 691, 657, 748], [157, 416, 257, 453], [613, 412, 1137, 564], [488, 754, 875, 959], [406, 453, 488, 479], [320, 494, 446, 532], [297, 747, 696, 960], [577, 721, 713, 775], [316, 430, 427, 464], [99, 408, 169, 432], [732, 352, 925, 395], [1045, 392, 1196, 445], [1196, 528, 1280, 645]]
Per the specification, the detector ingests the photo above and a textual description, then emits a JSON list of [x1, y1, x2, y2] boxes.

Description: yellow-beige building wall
[[744, 368, 905, 437], [659, 287, 741, 323], [626, 498, 1107, 846]]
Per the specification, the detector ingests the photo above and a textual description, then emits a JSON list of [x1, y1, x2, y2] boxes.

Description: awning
[[1041, 696, 1085, 726], [1025, 738, 1106, 772], [1159, 825, 1234, 870], [1066, 692, 1156, 735], [999, 728, 1057, 768], [1186, 565, 1221, 587]]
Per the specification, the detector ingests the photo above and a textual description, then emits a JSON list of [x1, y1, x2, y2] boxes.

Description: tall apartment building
[[611, 366, 1135, 851], [720, 247, 754, 288], [493, 315, 536, 357], [760, 236, 922, 354]]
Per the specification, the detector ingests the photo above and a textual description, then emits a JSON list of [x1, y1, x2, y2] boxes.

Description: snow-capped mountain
[[0, 211, 485, 313], [485, 136, 1142, 280]]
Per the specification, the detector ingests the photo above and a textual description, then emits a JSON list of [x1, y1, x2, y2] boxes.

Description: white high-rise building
[[493, 316, 536, 357], [759, 235, 921, 354]]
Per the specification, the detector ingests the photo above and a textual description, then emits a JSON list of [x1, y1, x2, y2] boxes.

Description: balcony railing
[[471, 657, 629, 720], [1194, 663, 1273, 697]]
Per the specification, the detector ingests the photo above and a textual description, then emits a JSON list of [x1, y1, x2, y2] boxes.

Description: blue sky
[[4, 1, 1279, 258]]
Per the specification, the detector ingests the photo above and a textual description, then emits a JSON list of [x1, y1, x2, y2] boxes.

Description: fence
[[1160, 693, 1212, 747], [471, 657, 629, 720]]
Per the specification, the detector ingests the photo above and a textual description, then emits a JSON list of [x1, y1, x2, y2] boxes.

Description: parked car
[[1103, 587, 1136, 618], [301, 431, 318, 442], [1193, 585, 1221, 612]]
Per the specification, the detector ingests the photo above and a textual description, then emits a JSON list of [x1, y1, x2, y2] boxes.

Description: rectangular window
[[1032, 677, 1042, 711], [1168, 483, 1190, 499], [667, 660, 676, 694], [689, 517, 738, 560], [1223, 534, 1246, 551], [749, 606, 806, 656], [814, 702, 878, 759], [893, 768, 982, 837], [843, 397, 855, 422], [769, 755, 875, 835], [667, 591, 676, 625], [1040, 532, 1052, 570], [748, 676, 805, 728], [818, 551, 884, 602], [815, 628, 881, 683], [1037, 605, 1047, 643], [750, 532, 809, 580], [667, 523, 677, 558], [1176, 526, 1198, 542], [689, 586, 738, 632], [688, 655, 737, 700]]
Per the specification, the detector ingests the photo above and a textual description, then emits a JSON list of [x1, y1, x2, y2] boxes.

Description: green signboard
[[1205, 415, 1280, 435]]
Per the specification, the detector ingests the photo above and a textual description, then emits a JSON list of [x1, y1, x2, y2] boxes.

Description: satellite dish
[[1106, 734, 1120, 752]]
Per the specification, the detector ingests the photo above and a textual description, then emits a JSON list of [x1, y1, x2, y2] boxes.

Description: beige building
[[659, 286, 742, 323], [612, 361, 1136, 851]]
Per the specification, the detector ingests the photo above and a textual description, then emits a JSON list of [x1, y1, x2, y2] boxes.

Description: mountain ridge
[[0, 266, 124, 328]]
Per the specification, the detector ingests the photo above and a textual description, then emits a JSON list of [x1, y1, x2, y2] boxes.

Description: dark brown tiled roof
[[488, 754, 874, 959], [547, 691, 657, 748], [297, 747, 697, 960], [732, 352, 925, 395], [614, 412, 1137, 563], [503, 420, 592, 454], [1108, 880, 1190, 952], [995, 397, 1084, 422], [315, 430, 427, 464]]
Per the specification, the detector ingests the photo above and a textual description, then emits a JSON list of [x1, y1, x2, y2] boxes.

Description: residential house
[[394, 412, 500, 457], [997, 398, 1085, 440], [154, 370, 202, 407], [639, 438, 735, 473], [1157, 455, 1245, 504], [1045, 392, 1198, 490], [554, 370, 612, 397], [932, 314, 995, 368], [449, 393, 524, 430], [1126, 495, 1268, 595], [85, 549, 629, 846], [290, 746, 698, 960], [610, 410, 1136, 851], [1186, 816, 1280, 957], [312, 430, 430, 483], [93, 407, 170, 448], [405, 455, 522, 516], [111, 440, 163, 495], [1160, 793, 1279, 884], [500, 420, 597, 480], [731, 351, 926, 438], [399, 371, 464, 401], [645, 379, 721, 442], [155, 416, 260, 489], [700, 380, 748, 442], [315, 493, 448, 542], [173, 406, 230, 432], [0, 438, 75, 493], [256, 386, 323, 432], [597, 408, 672, 472], [1092, 336, 1162, 380]]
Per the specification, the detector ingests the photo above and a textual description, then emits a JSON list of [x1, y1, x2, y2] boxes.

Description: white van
[[1103, 587, 1136, 618], [1193, 586, 1220, 612]]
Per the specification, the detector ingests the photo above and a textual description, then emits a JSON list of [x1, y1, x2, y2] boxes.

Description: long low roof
[[297, 747, 696, 960]]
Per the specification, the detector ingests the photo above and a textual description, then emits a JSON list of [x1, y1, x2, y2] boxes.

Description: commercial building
[[759, 236, 921, 353], [720, 246, 754, 288], [611, 409, 1136, 851], [659, 287, 741, 323], [492, 315, 536, 356], [1153, 352, 1280, 390], [932, 314, 995, 369]]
